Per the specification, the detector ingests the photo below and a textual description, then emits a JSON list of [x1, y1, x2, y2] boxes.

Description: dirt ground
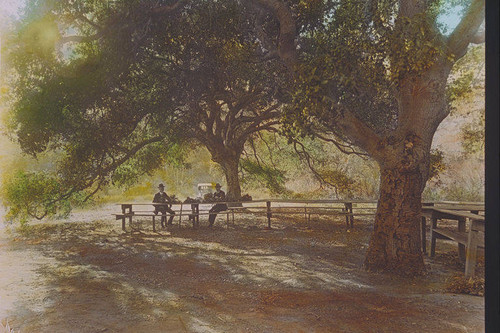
[[0, 205, 484, 332]]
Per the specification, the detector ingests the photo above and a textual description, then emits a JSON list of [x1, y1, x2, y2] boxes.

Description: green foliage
[[447, 72, 474, 102], [2, 170, 86, 224], [429, 149, 446, 181], [460, 113, 484, 155], [447, 45, 484, 112], [283, 0, 405, 137], [389, 13, 448, 82], [111, 142, 187, 189], [240, 158, 290, 196]]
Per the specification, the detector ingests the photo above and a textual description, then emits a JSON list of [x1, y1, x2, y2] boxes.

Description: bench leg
[[152, 216, 156, 232], [122, 217, 126, 231], [458, 217, 466, 262], [421, 216, 427, 254], [430, 217, 437, 257]]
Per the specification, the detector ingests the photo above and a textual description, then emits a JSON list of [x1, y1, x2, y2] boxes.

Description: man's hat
[[215, 183, 221, 188], [158, 183, 165, 189]]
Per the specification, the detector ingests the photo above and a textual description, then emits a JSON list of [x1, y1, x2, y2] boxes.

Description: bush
[[445, 275, 484, 296], [1, 170, 86, 224]]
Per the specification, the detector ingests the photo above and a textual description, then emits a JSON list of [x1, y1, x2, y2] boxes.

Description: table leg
[[465, 223, 479, 278], [421, 216, 427, 254], [344, 203, 353, 228], [179, 203, 183, 227], [430, 217, 438, 257], [121, 204, 129, 232]]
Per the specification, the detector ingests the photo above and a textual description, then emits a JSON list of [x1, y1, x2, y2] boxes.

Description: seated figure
[[208, 183, 228, 227], [153, 183, 175, 228]]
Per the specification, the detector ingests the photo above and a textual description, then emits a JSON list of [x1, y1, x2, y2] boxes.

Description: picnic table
[[421, 202, 485, 277], [114, 202, 233, 231], [113, 199, 378, 231]]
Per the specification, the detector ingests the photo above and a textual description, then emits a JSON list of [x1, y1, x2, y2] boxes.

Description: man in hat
[[153, 183, 175, 228], [208, 183, 228, 227]]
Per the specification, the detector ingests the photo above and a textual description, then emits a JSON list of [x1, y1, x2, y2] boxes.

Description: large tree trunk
[[364, 160, 427, 275], [221, 157, 242, 202], [363, 67, 449, 275], [207, 144, 243, 202]]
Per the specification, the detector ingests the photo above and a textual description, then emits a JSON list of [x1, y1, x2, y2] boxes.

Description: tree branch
[[470, 28, 485, 44], [313, 132, 369, 157], [447, 0, 485, 60], [250, 0, 298, 69], [58, 33, 102, 44], [327, 107, 384, 161], [292, 140, 339, 196]]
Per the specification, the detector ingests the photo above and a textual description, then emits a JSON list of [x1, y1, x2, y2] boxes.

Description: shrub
[[1, 170, 86, 224], [445, 275, 484, 296]]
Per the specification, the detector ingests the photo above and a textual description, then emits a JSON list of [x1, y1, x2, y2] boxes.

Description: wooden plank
[[433, 209, 485, 221], [431, 228, 468, 245], [465, 219, 485, 278], [433, 204, 484, 212]]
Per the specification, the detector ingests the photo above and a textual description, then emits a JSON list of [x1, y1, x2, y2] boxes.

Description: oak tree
[[249, 0, 484, 274]]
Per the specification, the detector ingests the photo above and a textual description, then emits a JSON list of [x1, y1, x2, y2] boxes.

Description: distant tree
[[249, 0, 484, 274]]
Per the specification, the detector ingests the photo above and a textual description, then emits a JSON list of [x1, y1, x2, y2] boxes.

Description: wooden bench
[[427, 208, 485, 277]]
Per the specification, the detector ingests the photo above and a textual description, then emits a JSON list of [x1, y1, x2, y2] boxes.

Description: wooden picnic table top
[[430, 203, 484, 210], [431, 208, 485, 221], [422, 204, 484, 212]]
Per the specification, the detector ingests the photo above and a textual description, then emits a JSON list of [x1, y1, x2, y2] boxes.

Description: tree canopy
[[5, 0, 290, 203]]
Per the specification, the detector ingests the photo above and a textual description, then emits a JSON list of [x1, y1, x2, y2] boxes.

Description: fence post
[[266, 201, 272, 229], [421, 216, 427, 254], [121, 204, 126, 231], [178, 203, 183, 227]]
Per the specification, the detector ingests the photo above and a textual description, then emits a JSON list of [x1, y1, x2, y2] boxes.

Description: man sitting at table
[[208, 183, 228, 227], [153, 183, 175, 228]]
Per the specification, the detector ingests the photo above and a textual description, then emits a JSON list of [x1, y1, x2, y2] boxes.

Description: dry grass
[[445, 274, 485, 296]]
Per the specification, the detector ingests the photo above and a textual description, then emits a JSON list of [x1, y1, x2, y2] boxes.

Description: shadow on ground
[[0, 215, 484, 333]]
